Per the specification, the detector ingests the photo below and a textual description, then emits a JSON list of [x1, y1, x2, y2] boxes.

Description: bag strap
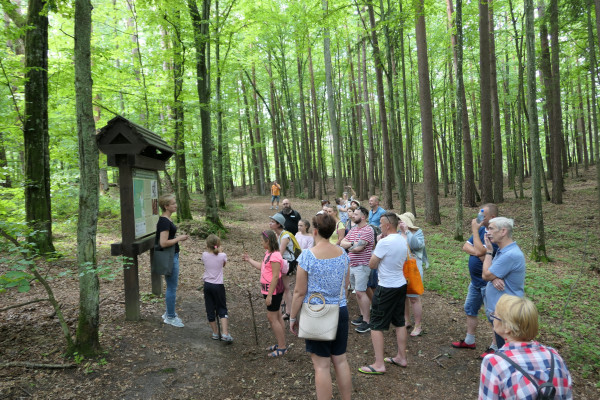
[[494, 350, 556, 395], [339, 253, 348, 302]]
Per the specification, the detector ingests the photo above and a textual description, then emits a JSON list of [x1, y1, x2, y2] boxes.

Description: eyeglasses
[[490, 312, 502, 322]]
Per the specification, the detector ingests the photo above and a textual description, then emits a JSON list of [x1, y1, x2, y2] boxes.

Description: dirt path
[[1, 195, 597, 399]]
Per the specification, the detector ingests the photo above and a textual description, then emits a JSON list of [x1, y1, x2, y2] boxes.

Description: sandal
[[268, 347, 288, 357], [283, 313, 290, 321], [266, 344, 279, 351], [410, 327, 423, 337]]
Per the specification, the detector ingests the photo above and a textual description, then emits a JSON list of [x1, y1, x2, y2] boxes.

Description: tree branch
[[0, 361, 75, 369], [0, 228, 75, 350], [0, 298, 49, 313], [0, 0, 26, 28]]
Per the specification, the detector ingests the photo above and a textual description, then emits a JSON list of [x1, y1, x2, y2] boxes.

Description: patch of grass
[[424, 209, 600, 384], [160, 367, 176, 374]]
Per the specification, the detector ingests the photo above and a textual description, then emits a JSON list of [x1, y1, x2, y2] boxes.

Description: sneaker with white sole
[[164, 316, 184, 327], [221, 334, 233, 342], [355, 321, 371, 333], [211, 333, 220, 340], [351, 315, 363, 326], [162, 312, 180, 321]]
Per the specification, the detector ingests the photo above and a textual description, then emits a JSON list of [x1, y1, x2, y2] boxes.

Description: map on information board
[[132, 168, 159, 238]]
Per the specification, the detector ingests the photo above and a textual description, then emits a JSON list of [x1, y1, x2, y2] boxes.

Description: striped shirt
[[479, 341, 572, 400], [345, 224, 374, 267]]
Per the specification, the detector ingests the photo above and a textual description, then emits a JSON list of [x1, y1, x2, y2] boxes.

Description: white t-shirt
[[373, 233, 408, 288]]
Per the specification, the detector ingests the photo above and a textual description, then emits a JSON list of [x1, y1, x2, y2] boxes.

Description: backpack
[[494, 350, 556, 400], [282, 230, 302, 260], [369, 224, 381, 246]]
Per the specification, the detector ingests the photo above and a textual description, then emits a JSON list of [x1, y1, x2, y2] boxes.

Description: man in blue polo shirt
[[452, 204, 499, 358], [482, 216, 526, 349], [368, 196, 386, 227]]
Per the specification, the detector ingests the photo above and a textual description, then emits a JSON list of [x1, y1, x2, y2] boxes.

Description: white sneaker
[[270, 206, 274, 210], [275, 206, 278, 210], [221, 334, 233, 342], [164, 316, 184, 327], [162, 312, 180, 321]]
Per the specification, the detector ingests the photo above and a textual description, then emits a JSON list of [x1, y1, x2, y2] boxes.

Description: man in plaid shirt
[[479, 295, 572, 399]]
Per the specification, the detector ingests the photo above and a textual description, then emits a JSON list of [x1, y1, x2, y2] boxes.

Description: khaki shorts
[[349, 265, 371, 292]]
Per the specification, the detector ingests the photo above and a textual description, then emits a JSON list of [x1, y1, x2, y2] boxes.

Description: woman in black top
[[156, 194, 189, 327]]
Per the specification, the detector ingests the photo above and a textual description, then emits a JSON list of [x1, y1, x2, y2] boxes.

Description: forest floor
[[1, 170, 600, 399]]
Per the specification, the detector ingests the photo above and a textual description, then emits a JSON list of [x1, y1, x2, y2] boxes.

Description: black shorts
[[204, 282, 228, 321], [370, 285, 407, 331], [305, 306, 349, 357], [263, 293, 283, 312], [286, 260, 298, 276]]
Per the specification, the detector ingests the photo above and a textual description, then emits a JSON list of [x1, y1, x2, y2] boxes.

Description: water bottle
[[476, 209, 485, 223]]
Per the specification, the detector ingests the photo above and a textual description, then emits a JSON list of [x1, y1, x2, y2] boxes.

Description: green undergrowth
[[425, 225, 600, 385]]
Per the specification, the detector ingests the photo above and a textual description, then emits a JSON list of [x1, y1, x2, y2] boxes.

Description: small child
[[295, 219, 314, 249], [202, 234, 233, 342]]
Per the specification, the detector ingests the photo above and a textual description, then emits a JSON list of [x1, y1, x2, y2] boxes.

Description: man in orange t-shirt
[[270, 180, 281, 209]]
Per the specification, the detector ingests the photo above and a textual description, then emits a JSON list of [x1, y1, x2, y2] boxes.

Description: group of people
[[155, 191, 573, 400]]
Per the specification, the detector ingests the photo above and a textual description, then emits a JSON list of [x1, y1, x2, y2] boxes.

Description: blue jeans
[[165, 252, 180, 318]]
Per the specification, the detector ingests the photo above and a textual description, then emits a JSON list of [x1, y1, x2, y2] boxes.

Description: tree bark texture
[[367, 3, 393, 209], [525, 0, 548, 261], [479, 0, 493, 204], [415, 0, 440, 225], [24, 0, 54, 253], [74, 0, 101, 355], [188, 0, 222, 228], [171, 11, 192, 220], [488, 2, 503, 203], [323, 0, 343, 198]]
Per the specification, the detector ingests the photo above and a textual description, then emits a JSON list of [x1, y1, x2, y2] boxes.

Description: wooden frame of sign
[[97, 116, 175, 321]]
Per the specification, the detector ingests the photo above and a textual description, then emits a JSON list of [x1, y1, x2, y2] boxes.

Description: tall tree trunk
[[548, 0, 563, 203], [525, 0, 548, 261], [215, 0, 226, 208], [323, 0, 343, 198], [171, 11, 192, 220], [188, 0, 222, 228], [479, 0, 493, 203], [381, 0, 405, 209], [23, 0, 54, 253], [589, 0, 600, 212], [453, 0, 464, 240], [509, 0, 525, 198], [240, 74, 260, 193], [362, 38, 376, 199], [446, 0, 477, 207], [251, 65, 266, 195], [74, 0, 100, 355], [307, 44, 323, 200], [415, 0, 440, 224], [367, 3, 393, 209], [503, 51, 514, 190], [296, 50, 313, 198], [489, 2, 503, 203], [399, 2, 416, 215]]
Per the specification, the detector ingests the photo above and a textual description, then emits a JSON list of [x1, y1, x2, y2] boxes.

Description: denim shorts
[[463, 283, 486, 316], [349, 265, 371, 292], [305, 306, 349, 357], [271, 195, 280, 202]]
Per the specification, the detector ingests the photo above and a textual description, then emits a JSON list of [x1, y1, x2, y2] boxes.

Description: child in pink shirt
[[202, 234, 232, 342], [295, 219, 314, 249]]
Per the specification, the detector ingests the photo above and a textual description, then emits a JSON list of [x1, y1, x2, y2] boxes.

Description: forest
[[1, 0, 600, 398]]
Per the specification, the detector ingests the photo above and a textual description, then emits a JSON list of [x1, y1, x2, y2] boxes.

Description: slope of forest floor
[[1, 169, 600, 399]]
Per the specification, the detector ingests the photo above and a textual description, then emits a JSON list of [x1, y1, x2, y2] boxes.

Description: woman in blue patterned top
[[289, 212, 351, 400]]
